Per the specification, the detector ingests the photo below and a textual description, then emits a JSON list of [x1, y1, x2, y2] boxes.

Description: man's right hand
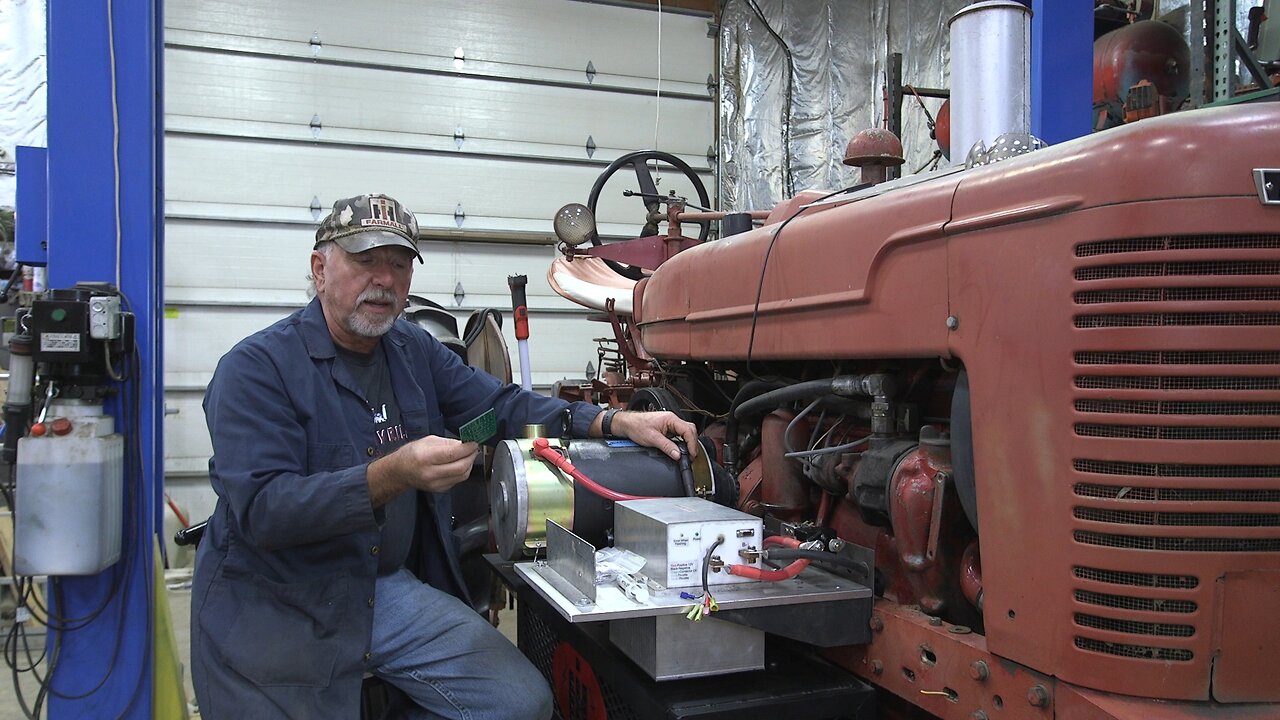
[[368, 435, 479, 508]]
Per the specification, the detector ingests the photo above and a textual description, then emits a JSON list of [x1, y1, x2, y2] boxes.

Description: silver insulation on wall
[[719, 0, 968, 211], [0, 0, 47, 208]]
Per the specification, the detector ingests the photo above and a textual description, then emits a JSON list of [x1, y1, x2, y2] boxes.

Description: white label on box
[[41, 333, 81, 352]]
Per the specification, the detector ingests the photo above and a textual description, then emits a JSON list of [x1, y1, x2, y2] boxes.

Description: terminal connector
[[738, 546, 760, 563], [708, 555, 725, 573]]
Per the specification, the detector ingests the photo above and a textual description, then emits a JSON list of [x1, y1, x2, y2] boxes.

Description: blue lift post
[[43, 0, 163, 717], [14, 146, 49, 268], [1031, 0, 1094, 144]]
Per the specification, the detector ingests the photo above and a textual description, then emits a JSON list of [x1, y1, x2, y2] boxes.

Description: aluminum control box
[[614, 497, 762, 588]]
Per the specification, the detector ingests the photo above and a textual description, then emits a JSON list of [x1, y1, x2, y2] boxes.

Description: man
[[191, 193, 697, 720]]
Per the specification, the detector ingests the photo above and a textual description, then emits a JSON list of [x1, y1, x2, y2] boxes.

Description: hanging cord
[[904, 85, 937, 134], [744, 183, 868, 379], [742, 0, 794, 197], [654, 0, 663, 155], [108, 0, 122, 291], [904, 85, 944, 173]]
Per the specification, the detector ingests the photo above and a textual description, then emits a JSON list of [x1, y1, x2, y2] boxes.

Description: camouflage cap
[[314, 193, 423, 263]]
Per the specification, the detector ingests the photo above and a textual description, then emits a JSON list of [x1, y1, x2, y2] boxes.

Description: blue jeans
[[367, 568, 553, 720]]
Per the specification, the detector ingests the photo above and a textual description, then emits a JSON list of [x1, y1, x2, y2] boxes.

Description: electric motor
[[489, 437, 735, 560]]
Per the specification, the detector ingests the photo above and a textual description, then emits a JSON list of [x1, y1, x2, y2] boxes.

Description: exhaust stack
[[948, 1, 1033, 166]]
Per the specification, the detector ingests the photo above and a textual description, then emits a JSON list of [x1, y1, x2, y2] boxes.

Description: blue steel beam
[[44, 0, 163, 717], [1031, 0, 1094, 144], [14, 146, 48, 267]]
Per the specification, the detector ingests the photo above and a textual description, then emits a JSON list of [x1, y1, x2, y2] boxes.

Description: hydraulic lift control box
[[614, 497, 763, 589]]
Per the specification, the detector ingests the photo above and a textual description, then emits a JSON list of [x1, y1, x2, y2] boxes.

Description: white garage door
[[162, 0, 715, 521]]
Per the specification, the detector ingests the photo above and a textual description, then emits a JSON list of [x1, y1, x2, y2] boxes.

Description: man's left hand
[[604, 410, 699, 462]]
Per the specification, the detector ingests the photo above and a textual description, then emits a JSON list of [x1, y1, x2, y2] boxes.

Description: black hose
[[733, 374, 892, 421], [765, 548, 868, 575], [723, 380, 786, 476]]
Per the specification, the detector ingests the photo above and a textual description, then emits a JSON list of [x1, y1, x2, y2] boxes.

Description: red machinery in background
[[547, 104, 1280, 719], [1093, 19, 1191, 128]]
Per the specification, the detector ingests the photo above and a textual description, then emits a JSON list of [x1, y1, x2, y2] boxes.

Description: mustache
[[357, 288, 400, 305]]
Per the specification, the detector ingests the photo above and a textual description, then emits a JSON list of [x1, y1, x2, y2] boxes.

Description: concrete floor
[[0, 572, 520, 719]]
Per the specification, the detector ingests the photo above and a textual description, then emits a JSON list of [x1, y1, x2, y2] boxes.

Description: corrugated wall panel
[[164, 0, 713, 90], [162, 0, 714, 500], [164, 135, 709, 238], [164, 48, 713, 161]]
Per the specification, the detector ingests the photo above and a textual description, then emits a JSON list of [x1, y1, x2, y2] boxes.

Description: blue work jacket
[[191, 298, 600, 719]]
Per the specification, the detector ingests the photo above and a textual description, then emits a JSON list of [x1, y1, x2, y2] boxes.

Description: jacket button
[[367, 447, 375, 456], [370, 545, 380, 556], [363, 652, 372, 662], [367, 597, 375, 608]]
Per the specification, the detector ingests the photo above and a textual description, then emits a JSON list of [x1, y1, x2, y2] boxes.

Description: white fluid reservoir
[[14, 402, 123, 576]]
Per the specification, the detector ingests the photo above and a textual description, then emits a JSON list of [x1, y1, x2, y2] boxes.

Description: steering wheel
[[586, 150, 712, 280]]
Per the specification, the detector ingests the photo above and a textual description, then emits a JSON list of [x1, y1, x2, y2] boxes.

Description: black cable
[[765, 547, 868, 574], [462, 308, 503, 348], [110, 323, 152, 720], [44, 299, 152, 716], [7, 624, 39, 720], [744, 183, 869, 379], [0, 265, 23, 302], [701, 536, 725, 600], [741, 0, 795, 197], [676, 441, 696, 497], [2, 288, 155, 715]]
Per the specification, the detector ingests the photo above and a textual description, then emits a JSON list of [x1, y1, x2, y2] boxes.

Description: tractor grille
[[1069, 233, 1280, 666]]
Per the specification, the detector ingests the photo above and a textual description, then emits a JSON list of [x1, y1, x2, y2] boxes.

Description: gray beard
[[346, 311, 396, 338], [346, 288, 400, 337]]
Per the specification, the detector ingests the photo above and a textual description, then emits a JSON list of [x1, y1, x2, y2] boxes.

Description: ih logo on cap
[[362, 196, 407, 234]]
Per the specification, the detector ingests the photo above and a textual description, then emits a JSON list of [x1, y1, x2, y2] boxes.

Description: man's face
[[312, 244, 415, 351]]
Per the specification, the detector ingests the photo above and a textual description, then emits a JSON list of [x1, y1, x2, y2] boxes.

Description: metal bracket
[[1255, 169, 1280, 205], [544, 519, 597, 605]]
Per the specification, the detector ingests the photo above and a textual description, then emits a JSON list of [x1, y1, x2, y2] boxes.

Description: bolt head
[[969, 660, 989, 681], [871, 659, 883, 675], [869, 615, 885, 632], [946, 315, 959, 330], [1027, 685, 1050, 707]]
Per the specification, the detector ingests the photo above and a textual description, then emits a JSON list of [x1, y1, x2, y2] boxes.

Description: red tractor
[[547, 104, 1280, 719]]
